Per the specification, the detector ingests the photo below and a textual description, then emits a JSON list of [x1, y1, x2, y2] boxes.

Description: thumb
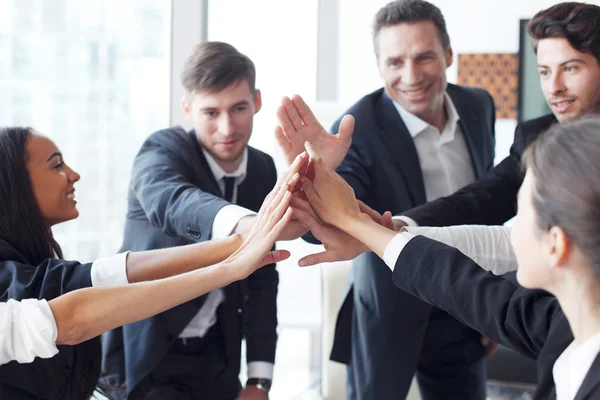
[[261, 249, 291, 267], [382, 211, 393, 229], [298, 250, 338, 267], [337, 114, 354, 145]]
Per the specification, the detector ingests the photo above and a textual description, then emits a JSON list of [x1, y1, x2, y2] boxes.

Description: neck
[[423, 101, 448, 133], [217, 156, 243, 174], [555, 270, 600, 343]]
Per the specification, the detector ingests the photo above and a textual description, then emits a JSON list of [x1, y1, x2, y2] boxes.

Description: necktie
[[223, 176, 236, 203]]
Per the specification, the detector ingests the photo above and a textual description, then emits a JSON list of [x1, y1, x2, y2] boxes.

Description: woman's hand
[[300, 142, 361, 230]]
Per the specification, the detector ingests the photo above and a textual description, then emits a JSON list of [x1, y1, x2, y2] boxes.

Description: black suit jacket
[[393, 235, 600, 400], [329, 85, 496, 372], [0, 239, 99, 400], [100, 127, 279, 397], [404, 113, 557, 226]]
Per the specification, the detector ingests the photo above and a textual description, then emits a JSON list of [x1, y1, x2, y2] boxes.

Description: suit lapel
[[375, 92, 427, 205], [448, 86, 487, 178], [187, 130, 222, 196], [573, 353, 600, 400]]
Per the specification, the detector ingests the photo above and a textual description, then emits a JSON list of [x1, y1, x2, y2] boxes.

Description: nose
[[217, 113, 235, 137], [67, 166, 81, 183], [402, 61, 423, 86], [549, 71, 567, 95]]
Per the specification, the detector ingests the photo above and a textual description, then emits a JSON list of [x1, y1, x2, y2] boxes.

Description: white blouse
[[383, 225, 516, 275], [0, 298, 58, 365], [0, 252, 128, 366]]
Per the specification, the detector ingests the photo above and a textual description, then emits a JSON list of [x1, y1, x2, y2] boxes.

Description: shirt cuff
[[394, 215, 418, 227], [211, 204, 256, 240], [383, 232, 417, 271], [247, 361, 274, 380], [91, 252, 130, 287]]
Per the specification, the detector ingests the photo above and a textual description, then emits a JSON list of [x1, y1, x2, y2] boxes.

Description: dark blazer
[[100, 127, 279, 398], [329, 85, 496, 397], [0, 239, 99, 400], [404, 113, 557, 226], [393, 235, 600, 400]]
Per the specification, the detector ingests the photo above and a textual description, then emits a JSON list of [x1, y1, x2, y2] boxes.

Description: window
[[0, 0, 171, 261]]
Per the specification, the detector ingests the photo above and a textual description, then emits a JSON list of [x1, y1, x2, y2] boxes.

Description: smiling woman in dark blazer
[[297, 117, 600, 400], [0, 126, 300, 399]]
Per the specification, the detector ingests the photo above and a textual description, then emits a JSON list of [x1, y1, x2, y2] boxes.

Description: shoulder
[[331, 88, 386, 132], [448, 84, 493, 107], [518, 114, 557, 135], [143, 126, 194, 152]]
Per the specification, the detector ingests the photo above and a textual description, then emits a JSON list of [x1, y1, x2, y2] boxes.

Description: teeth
[[555, 100, 574, 107], [67, 193, 75, 200], [405, 88, 427, 95]]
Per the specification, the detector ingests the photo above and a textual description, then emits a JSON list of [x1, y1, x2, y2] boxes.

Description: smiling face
[[376, 21, 452, 127], [182, 79, 261, 173], [26, 132, 81, 227], [537, 38, 600, 121]]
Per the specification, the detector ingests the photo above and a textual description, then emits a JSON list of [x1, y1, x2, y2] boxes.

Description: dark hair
[[528, 2, 600, 64], [0, 127, 63, 264], [180, 41, 256, 95], [523, 116, 600, 278], [373, 0, 450, 55]]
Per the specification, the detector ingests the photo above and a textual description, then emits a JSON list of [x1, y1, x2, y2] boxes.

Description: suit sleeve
[[131, 139, 229, 242], [402, 123, 527, 226], [244, 157, 279, 364], [392, 235, 559, 360], [0, 259, 92, 301]]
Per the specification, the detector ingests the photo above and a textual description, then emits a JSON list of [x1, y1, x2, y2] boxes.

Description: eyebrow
[[537, 58, 587, 68], [46, 152, 62, 162], [199, 100, 250, 112]]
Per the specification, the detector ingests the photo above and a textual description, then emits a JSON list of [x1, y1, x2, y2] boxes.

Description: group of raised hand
[[240, 95, 398, 275]]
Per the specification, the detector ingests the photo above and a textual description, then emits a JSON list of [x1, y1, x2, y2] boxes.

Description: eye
[[53, 160, 64, 169], [204, 110, 217, 118], [538, 69, 550, 77], [234, 105, 248, 113], [564, 64, 577, 73]]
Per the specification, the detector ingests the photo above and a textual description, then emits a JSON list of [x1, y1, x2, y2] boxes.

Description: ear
[[547, 226, 570, 269], [254, 89, 262, 113], [181, 96, 192, 120], [445, 46, 454, 69]]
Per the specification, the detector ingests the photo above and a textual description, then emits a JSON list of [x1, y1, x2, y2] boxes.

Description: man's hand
[[292, 195, 393, 266], [237, 386, 268, 400], [481, 337, 500, 359], [275, 95, 354, 170]]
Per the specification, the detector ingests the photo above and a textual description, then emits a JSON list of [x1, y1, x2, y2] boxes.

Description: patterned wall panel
[[457, 53, 519, 120]]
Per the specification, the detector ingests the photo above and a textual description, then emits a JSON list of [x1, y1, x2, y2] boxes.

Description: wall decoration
[[457, 53, 519, 120]]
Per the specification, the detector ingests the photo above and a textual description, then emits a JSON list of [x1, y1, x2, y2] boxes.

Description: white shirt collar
[[392, 93, 460, 138], [201, 147, 248, 184], [553, 332, 600, 400]]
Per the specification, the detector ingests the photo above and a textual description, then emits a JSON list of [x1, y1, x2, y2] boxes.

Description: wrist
[[246, 378, 272, 392]]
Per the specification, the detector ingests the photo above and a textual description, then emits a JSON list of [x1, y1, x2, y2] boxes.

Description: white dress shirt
[[393, 94, 476, 227], [179, 148, 271, 380], [553, 332, 600, 400], [382, 226, 515, 275], [0, 253, 129, 366]]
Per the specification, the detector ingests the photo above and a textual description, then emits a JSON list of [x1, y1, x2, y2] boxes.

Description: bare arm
[[51, 172, 297, 346]]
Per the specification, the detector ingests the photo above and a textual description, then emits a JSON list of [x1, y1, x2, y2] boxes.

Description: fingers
[[290, 204, 317, 229], [291, 94, 319, 127], [261, 249, 291, 266], [298, 250, 337, 267], [281, 96, 304, 131], [382, 211, 394, 229], [265, 207, 294, 243], [276, 101, 297, 137], [358, 200, 382, 223], [291, 196, 319, 220], [274, 125, 292, 158], [304, 142, 326, 183], [277, 152, 308, 188]]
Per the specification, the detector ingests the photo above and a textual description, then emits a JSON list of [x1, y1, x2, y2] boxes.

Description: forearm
[[51, 261, 240, 345], [125, 234, 243, 282], [341, 213, 397, 258]]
